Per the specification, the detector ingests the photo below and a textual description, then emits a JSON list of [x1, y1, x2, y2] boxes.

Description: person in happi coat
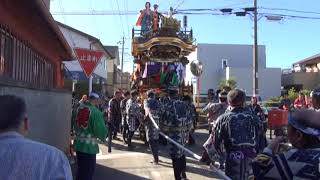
[[214, 89, 263, 180], [126, 90, 143, 149], [159, 92, 169, 145], [161, 87, 193, 180], [252, 109, 320, 179], [200, 90, 228, 169], [248, 96, 267, 152], [108, 91, 122, 140], [182, 95, 197, 145], [74, 93, 107, 180], [120, 91, 131, 143], [144, 89, 162, 164], [202, 90, 228, 135]]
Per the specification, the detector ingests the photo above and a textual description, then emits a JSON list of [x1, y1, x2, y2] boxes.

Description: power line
[[115, 0, 125, 36], [174, 0, 185, 11], [52, 10, 137, 15], [216, 0, 253, 9], [90, 0, 103, 41], [260, 13, 320, 20], [260, 7, 320, 16], [124, 0, 131, 39], [52, 8, 320, 21], [58, 0, 76, 48]]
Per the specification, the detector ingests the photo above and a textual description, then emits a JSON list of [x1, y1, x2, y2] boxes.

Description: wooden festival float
[[131, 13, 196, 97]]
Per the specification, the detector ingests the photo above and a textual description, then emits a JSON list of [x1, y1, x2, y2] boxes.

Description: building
[[282, 54, 320, 91], [0, 0, 74, 151], [104, 46, 120, 95], [104, 46, 131, 94], [57, 22, 113, 95], [187, 44, 281, 100], [121, 72, 131, 91]]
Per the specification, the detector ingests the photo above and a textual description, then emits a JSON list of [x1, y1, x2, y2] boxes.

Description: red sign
[[74, 48, 104, 78]]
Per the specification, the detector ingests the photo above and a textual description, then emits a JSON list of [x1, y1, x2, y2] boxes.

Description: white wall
[[227, 67, 253, 94], [227, 67, 281, 100], [59, 26, 108, 79], [187, 43, 281, 100], [260, 68, 281, 100], [195, 44, 265, 94]]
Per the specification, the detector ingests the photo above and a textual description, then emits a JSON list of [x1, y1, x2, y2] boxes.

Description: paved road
[[93, 128, 223, 180]]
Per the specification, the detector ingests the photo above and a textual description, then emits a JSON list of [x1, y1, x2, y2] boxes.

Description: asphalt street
[[93, 128, 222, 180]]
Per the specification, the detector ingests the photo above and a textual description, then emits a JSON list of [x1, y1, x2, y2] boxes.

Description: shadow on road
[[110, 139, 151, 154], [187, 165, 221, 179], [94, 164, 149, 180]]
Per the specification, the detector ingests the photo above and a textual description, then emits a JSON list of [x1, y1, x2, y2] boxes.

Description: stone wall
[[0, 84, 71, 152]]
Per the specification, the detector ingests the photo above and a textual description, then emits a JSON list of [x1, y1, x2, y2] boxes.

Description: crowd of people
[[71, 87, 197, 180], [199, 86, 320, 179], [1, 85, 319, 180]]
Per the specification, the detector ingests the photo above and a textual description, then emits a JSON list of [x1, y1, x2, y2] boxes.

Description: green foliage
[[219, 77, 237, 90], [288, 87, 298, 102], [264, 96, 281, 107], [280, 87, 311, 104], [300, 89, 311, 96]]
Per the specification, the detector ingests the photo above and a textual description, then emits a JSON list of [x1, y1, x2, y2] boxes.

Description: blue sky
[[50, 0, 320, 72]]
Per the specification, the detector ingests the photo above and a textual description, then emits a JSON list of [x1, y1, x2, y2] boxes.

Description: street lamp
[[265, 15, 283, 21]]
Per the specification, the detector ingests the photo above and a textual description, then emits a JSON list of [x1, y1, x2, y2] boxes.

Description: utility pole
[[120, 36, 124, 90], [253, 0, 258, 97]]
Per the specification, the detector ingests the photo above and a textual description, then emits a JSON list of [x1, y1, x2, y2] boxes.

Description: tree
[[219, 77, 237, 90], [288, 87, 298, 102], [265, 96, 281, 107], [300, 89, 311, 96]]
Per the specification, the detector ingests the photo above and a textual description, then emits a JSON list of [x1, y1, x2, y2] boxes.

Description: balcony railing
[[132, 28, 193, 44]]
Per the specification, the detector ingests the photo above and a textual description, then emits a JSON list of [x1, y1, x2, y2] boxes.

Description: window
[[0, 25, 55, 89], [222, 59, 228, 69]]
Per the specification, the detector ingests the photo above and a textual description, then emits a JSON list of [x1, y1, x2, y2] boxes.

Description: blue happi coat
[[214, 107, 263, 180], [161, 97, 193, 158]]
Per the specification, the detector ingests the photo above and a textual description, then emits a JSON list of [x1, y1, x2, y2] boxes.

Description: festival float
[[131, 5, 197, 97]]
